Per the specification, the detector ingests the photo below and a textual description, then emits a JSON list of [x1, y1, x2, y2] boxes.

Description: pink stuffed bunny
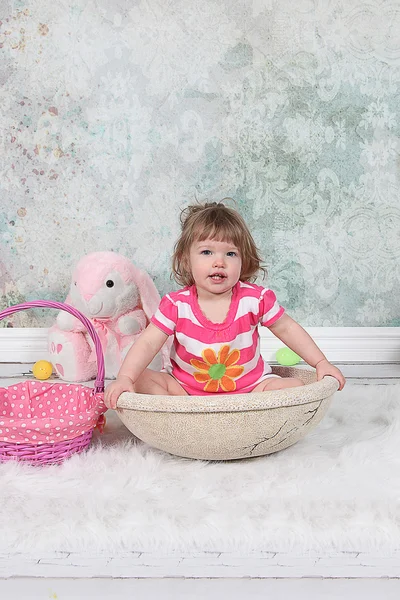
[[48, 251, 169, 381]]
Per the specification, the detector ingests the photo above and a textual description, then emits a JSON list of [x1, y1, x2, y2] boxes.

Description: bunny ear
[[136, 268, 172, 370], [136, 269, 161, 320]]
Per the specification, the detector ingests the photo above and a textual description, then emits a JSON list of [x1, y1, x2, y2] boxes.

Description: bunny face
[[69, 270, 140, 319], [51, 251, 167, 381]]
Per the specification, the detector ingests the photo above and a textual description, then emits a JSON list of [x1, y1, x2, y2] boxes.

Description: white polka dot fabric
[[0, 381, 106, 445]]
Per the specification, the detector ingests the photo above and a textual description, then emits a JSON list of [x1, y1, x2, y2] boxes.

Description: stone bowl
[[116, 366, 339, 461]]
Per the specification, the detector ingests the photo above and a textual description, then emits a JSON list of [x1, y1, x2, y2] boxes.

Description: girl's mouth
[[209, 273, 226, 280]]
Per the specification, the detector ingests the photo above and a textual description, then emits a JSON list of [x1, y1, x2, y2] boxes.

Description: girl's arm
[[268, 314, 346, 390], [105, 323, 169, 408]]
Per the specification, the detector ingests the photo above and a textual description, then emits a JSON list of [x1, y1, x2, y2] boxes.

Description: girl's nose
[[213, 254, 225, 267]]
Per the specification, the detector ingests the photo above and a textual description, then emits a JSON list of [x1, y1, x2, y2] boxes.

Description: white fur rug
[[1, 384, 399, 555]]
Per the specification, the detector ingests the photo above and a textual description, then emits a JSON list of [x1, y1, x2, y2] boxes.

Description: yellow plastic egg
[[32, 360, 53, 380]]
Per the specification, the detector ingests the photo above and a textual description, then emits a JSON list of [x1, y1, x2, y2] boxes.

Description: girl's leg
[[252, 376, 304, 393], [134, 369, 188, 396]]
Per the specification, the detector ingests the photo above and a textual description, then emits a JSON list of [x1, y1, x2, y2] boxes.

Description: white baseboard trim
[[0, 327, 399, 364], [262, 327, 400, 363]]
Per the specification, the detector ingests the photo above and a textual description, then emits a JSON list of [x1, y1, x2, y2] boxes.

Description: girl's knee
[[262, 376, 304, 391], [135, 370, 187, 396], [289, 377, 305, 388]]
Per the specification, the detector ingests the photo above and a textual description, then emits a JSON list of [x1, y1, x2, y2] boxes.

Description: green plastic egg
[[275, 347, 301, 366]]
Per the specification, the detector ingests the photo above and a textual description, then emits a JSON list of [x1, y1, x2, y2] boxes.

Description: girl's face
[[188, 238, 242, 298]]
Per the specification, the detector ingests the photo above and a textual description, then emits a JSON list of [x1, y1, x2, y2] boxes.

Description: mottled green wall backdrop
[[1, 0, 400, 327]]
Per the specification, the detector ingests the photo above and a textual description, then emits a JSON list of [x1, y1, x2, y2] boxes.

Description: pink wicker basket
[[0, 301, 106, 465]]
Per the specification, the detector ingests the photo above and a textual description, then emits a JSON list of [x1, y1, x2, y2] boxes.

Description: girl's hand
[[104, 375, 135, 410], [315, 359, 346, 390]]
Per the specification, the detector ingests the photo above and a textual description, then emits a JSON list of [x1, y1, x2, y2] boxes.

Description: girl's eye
[[227, 251, 237, 257], [201, 250, 212, 255]]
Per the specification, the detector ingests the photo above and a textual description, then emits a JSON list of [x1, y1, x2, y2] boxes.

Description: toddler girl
[[105, 202, 345, 408]]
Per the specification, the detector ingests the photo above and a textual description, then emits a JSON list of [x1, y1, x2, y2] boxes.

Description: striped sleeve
[[259, 288, 285, 327], [151, 294, 178, 336]]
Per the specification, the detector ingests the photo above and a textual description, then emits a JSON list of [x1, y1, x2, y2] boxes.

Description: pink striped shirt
[[151, 281, 284, 395]]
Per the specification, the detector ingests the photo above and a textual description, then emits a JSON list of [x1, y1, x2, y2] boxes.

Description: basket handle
[[0, 301, 105, 393]]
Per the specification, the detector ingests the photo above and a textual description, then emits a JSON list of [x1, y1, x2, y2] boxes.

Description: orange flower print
[[190, 345, 244, 393]]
